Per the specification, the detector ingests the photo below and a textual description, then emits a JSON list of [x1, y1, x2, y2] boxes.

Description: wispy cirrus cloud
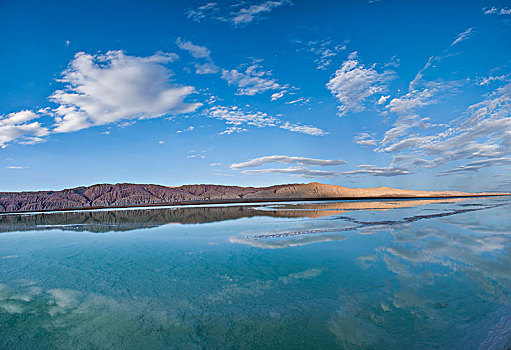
[[438, 157, 511, 176], [302, 38, 347, 70], [176, 38, 219, 74], [409, 28, 474, 90], [340, 165, 411, 177], [186, 2, 219, 22], [380, 83, 511, 175], [230, 0, 291, 26], [483, 6, 511, 15], [479, 74, 510, 86], [186, 1, 291, 27], [231, 155, 346, 169], [451, 27, 474, 46], [206, 105, 326, 136], [327, 54, 395, 117]]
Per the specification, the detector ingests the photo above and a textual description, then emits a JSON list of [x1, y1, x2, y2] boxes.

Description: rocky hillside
[[0, 182, 504, 213]]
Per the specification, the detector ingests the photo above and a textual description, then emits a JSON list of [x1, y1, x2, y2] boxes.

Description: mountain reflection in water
[[0, 197, 471, 234]]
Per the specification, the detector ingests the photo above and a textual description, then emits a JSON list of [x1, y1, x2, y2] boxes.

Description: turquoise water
[[0, 197, 510, 349]]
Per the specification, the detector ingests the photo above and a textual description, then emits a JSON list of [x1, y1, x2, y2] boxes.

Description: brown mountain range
[[0, 182, 508, 213]]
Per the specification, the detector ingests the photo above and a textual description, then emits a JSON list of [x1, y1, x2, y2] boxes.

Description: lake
[[1, 197, 510, 349]]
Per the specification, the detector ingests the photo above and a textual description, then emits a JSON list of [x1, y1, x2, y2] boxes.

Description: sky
[[1, 0, 511, 192]]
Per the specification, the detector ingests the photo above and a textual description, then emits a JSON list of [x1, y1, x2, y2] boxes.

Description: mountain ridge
[[0, 182, 508, 213]]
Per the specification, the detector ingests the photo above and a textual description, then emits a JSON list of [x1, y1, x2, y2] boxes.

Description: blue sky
[[1, 0, 511, 192]]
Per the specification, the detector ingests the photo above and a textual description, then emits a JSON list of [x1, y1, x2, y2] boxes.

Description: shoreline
[[1, 193, 510, 215]]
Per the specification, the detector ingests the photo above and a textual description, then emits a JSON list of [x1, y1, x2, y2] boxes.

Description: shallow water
[[1, 197, 510, 349]]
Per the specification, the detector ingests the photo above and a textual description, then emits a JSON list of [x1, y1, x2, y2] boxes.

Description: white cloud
[[187, 1, 291, 26], [231, 155, 346, 169], [377, 95, 390, 105], [176, 38, 219, 74], [221, 64, 285, 96], [208, 105, 278, 128], [242, 166, 343, 177], [479, 74, 510, 86], [187, 154, 206, 159], [354, 132, 377, 146], [176, 126, 195, 133], [271, 91, 285, 101], [279, 122, 327, 136], [285, 97, 310, 105], [51, 50, 201, 133], [327, 57, 394, 116], [438, 157, 511, 175], [379, 87, 446, 149], [6, 166, 24, 169], [451, 27, 474, 46], [219, 126, 248, 135], [207, 105, 326, 136], [231, 155, 408, 178], [340, 165, 411, 177], [186, 2, 219, 22], [386, 89, 436, 114], [304, 39, 347, 70], [379, 83, 511, 174], [483, 6, 511, 15], [230, 0, 291, 26], [0, 110, 49, 148], [240, 164, 409, 178], [176, 38, 211, 59]]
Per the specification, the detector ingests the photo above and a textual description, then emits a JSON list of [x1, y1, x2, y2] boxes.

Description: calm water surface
[[1, 197, 510, 349]]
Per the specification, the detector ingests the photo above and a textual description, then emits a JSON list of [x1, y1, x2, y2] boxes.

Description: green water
[[0, 197, 510, 349]]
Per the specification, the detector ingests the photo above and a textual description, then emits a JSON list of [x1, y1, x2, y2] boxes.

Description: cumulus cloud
[[326, 56, 394, 116], [0, 110, 49, 148], [206, 105, 327, 136], [231, 155, 346, 169], [51, 50, 201, 133], [451, 27, 474, 46], [176, 38, 219, 74], [221, 63, 285, 96]]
